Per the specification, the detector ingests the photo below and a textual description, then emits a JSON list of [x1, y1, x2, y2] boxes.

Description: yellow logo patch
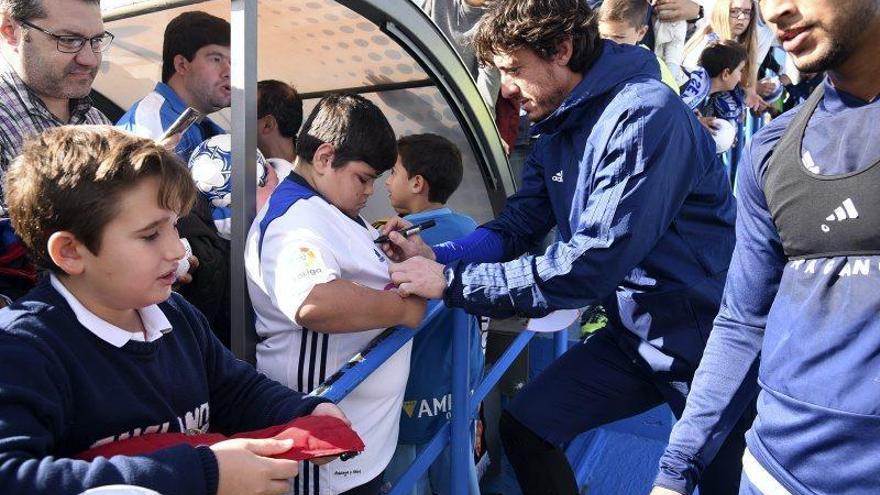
[[295, 246, 325, 280], [402, 401, 416, 418]]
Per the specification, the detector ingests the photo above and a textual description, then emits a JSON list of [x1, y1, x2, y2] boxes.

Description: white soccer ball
[[711, 118, 737, 154], [188, 134, 269, 208]]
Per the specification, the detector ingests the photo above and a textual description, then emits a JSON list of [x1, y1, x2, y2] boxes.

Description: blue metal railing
[[309, 301, 445, 402], [309, 300, 549, 494], [722, 111, 766, 189], [308, 112, 773, 495]]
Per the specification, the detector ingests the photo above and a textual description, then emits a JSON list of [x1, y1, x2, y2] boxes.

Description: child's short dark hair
[[699, 40, 748, 78], [5, 126, 196, 273], [258, 80, 303, 140], [162, 11, 230, 83], [296, 93, 397, 174], [598, 0, 649, 28], [396, 134, 463, 204]]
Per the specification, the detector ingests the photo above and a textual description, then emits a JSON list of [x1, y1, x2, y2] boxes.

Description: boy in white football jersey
[[245, 94, 426, 495]]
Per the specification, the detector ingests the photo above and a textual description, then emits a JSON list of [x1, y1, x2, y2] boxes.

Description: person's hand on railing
[[744, 87, 769, 115], [379, 216, 435, 262], [756, 78, 777, 98], [389, 257, 447, 299]]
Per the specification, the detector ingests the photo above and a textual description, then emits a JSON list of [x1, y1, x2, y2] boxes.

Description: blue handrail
[[308, 300, 445, 402], [308, 298, 548, 495]]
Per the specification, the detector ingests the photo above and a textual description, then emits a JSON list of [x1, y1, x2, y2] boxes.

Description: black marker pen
[[373, 220, 436, 244]]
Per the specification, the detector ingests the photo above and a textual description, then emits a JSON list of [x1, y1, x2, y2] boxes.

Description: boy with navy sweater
[[0, 126, 346, 495], [382, 134, 483, 495]]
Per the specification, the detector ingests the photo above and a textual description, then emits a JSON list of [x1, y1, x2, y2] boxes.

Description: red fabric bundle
[[76, 415, 364, 462]]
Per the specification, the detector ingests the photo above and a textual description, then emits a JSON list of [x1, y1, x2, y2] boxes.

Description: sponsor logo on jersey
[[295, 246, 325, 279], [402, 393, 453, 419]]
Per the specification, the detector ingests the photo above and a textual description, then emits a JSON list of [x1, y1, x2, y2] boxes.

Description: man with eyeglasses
[[0, 0, 112, 303]]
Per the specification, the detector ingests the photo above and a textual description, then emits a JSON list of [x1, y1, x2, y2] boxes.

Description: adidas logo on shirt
[[821, 198, 859, 233], [552, 171, 564, 183]]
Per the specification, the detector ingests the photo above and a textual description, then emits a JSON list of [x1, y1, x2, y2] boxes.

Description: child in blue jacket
[[382, 134, 484, 495]]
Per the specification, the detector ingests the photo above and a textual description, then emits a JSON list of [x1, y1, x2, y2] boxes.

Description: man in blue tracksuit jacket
[[385, 1, 746, 493], [652, 1, 880, 494]]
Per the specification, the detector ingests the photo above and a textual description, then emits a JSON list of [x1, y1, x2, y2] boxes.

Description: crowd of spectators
[[0, 1, 874, 495]]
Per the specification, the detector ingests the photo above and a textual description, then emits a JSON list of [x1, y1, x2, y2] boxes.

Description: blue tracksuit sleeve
[[444, 103, 706, 318], [654, 140, 786, 494], [430, 160, 552, 264], [0, 334, 218, 495], [432, 228, 505, 265]]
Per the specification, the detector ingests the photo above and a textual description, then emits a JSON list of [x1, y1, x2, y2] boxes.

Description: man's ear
[[47, 231, 87, 276], [172, 54, 190, 77], [257, 115, 276, 136], [553, 37, 574, 67], [721, 67, 733, 81], [637, 25, 649, 43], [0, 14, 22, 48], [311, 142, 335, 174], [410, 174, 426, 194]]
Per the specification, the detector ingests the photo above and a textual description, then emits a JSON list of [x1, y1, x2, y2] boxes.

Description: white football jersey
[[245, 174, 411, 494]]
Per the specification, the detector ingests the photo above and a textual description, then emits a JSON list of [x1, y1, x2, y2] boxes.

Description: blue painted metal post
[[388, 423, 451, 495], [451, 311, 470, 494], [471, 330, 536, 412], [308, 300, 539, 495], [554, 326, 569, 359]]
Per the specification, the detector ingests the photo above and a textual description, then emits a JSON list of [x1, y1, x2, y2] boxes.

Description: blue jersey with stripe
[[116, 82, 225, 162]]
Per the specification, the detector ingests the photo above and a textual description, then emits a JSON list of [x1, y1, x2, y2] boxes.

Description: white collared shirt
[[50, 274, 172, 348]]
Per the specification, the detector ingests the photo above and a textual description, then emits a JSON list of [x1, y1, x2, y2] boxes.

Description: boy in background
[[0, 126, 345, 495], [680, 40, 748, 133], [598, 0, 680, 93], [246, 94, 426, 495], [382, 134, 484, 495]]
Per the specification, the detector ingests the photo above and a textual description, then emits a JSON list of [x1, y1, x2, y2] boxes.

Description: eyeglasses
[[17, 19, 114, 53], [729, 8, 753, 19]]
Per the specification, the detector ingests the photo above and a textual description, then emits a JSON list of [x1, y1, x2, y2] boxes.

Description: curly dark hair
[[473, 0, 602, 73]]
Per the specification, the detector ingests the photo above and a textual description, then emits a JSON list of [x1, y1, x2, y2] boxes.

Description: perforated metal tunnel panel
[[99, 0, 513, 225]]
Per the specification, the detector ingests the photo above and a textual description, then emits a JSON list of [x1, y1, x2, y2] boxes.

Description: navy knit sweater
[[0, 277, 328, 495]]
